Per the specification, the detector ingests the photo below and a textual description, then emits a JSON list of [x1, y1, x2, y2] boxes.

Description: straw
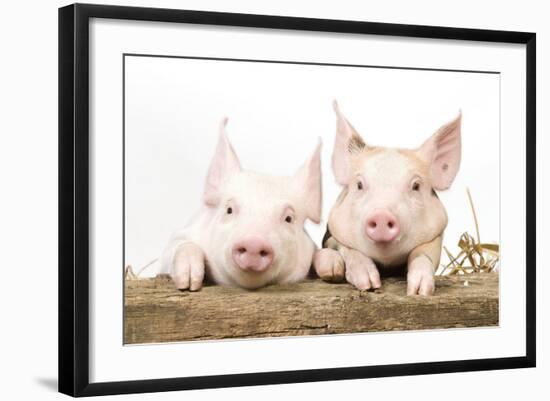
[[125, 258, 158, 280], [438, 188, 499, 275]]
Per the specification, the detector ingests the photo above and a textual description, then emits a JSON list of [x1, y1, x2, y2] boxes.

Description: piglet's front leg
[[171, 242, 206, 291], [342, 247, 381, 291], [316, 236, 381, 290], [313, 248, 345, 282], [407, 235, 443, 296]]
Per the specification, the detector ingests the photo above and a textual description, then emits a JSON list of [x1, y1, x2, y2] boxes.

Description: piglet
[[160, 118, 322, 290], [315, 101, 461, 295]]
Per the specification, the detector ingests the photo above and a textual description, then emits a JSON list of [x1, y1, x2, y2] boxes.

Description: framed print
[[58, 3, 536, 397]]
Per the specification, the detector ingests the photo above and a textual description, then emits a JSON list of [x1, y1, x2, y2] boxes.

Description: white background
[[92, 19, 524, 383], [0, 0, 547, 400], [125, 55, 500, 277]]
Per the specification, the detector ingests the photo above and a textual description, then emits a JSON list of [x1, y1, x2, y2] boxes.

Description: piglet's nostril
[[388, 221, 394, 229], [260, 250, 269, 257], [238, 247, 246, 254], [369, 221, 377, 228]]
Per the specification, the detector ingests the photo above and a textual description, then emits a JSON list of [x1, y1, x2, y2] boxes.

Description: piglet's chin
[[219, 260, 277, 290], [233, 272, 275, 290], [361, 236, 409, 267]]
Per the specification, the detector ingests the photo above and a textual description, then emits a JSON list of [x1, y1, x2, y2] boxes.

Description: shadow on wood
[[124, 273, 498, 344]]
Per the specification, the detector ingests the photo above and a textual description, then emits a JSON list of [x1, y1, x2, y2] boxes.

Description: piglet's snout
[[232, 237, 274, 272], [365, 209, 400, 243]]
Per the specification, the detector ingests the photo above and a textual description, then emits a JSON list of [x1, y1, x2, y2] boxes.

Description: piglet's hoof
[[407, 256, 435, 296], [344, 249, 381, 291], [314, 248, 345, 282], [171, 243, 206, 292]]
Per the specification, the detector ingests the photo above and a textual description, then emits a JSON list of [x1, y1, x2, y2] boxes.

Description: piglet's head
[[328, 101, 461, 265], [202, 118, 321, 289]]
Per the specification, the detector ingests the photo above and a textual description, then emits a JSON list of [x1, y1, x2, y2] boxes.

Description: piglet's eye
[[285, 216, 293, 223], [357, 181, 363, 190], [226, 207, 233, 214], [412, 182, 420, 191]]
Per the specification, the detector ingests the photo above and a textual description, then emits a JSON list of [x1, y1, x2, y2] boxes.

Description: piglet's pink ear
[[203, 117, 241, 206], [293, 139, 322, 224], [417, 111, 462, 191], [332, 100, 366, 186]]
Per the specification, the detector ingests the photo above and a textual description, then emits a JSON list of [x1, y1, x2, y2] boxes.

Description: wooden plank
[[124, 273, 498, 344]]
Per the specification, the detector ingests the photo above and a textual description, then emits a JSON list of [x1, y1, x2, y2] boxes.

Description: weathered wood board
[[124, 273, 498, 344]]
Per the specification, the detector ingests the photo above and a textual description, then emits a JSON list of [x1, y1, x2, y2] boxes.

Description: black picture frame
[[58, 3, 536, 397]]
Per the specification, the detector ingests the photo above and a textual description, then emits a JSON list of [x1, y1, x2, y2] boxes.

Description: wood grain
[[124, 273, 498, 344]]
